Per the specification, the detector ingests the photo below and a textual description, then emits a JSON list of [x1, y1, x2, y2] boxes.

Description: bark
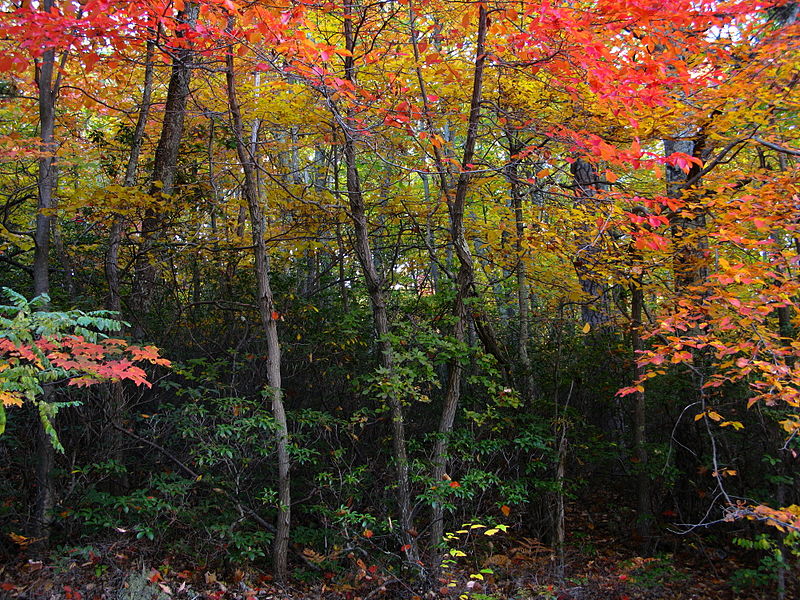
[[506, 134, 534, 402], [420, 173, 440, 294], [30, 0, 58, 554], [106, 38, 155, 312], [103, 38, 156, 492], [409, 4, 504, 551], [428, 4, 489, 551], [631, 278, 651, 550], [571, 158, 611, 327], [332, 145, 349, 312], [132, 4, 198, 340], [340, 0, 418, 565], [225, 33, 290, 581], [409, 2, 505, 369], [555, 412, 567, 578], [343, 131, 417, 563]]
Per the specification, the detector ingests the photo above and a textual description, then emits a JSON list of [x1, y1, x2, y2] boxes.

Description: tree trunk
[[106, 38, 155, 313], [409, 1, 506, 369], [665, 137, 709, 290], [132, 4, 198, 340], [631, 279, 651, 551], [30, 0, 58, 554], [339, 0, 418, 565], [571, 158, 611, 327], [225, 32, 290, 581], [506, 133, 534, 402]]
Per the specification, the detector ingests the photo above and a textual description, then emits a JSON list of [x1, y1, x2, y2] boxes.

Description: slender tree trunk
[[665, 136, 710, 290], [410, 4, 501, 551], [225, 32, 290, 580], [631, 278, 651, 550], [420, 173, 439, 294], [332, 146, 349, 312], [103, 38, 156, 492], [409, 2, 505, 368], [52, 218, 75, 298], [555, 410, 567, 578], [339, 0, 418, 565], [107, 39, 155, 313], [343, 135, 417, 563], [429, 4, 489, 551], [507, 134, 534, 402], [30, 0, 58, 553]]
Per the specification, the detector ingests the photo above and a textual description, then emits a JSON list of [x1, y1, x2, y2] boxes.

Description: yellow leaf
[[483, 528, 499, 536], [582, 322, 591, 334], [8, 532, 30, 546], [720, 421, 744, 430], [1, 391, 23, 407], [694, 412, 705, 421]]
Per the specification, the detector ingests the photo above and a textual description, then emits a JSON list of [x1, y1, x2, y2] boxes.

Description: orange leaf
[[500, 505, 511, 517]]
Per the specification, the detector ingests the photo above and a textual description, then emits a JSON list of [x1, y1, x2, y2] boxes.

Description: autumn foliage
[[1, 0, 800, 594]]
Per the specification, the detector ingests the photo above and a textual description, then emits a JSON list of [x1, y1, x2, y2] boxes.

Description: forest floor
[[0, 499, 791, 600], [0, 529, 786, 600]]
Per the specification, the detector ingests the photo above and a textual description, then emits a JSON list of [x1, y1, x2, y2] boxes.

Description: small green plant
[[619, 555, 688, 590], [115, 570, 169, 600], [440, 522, 507, 600], [731, 532, 799, 596], [50, 545, 101, 573]]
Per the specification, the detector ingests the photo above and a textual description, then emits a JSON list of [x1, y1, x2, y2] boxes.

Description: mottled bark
[[571, 158, 611, 327], [225, 33, 290, 581], [506, 134, 534, 402]]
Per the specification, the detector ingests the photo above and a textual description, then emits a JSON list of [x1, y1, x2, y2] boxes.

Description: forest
[[1, 0, 799, 598]]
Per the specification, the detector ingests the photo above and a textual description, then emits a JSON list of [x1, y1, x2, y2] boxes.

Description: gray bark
[[506, 134, 534, 402], [340, 0, 418, 564], [225, 33, 290, 581]]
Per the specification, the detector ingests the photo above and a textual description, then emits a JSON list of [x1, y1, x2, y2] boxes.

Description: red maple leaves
[[0, 335, 170, 389]]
